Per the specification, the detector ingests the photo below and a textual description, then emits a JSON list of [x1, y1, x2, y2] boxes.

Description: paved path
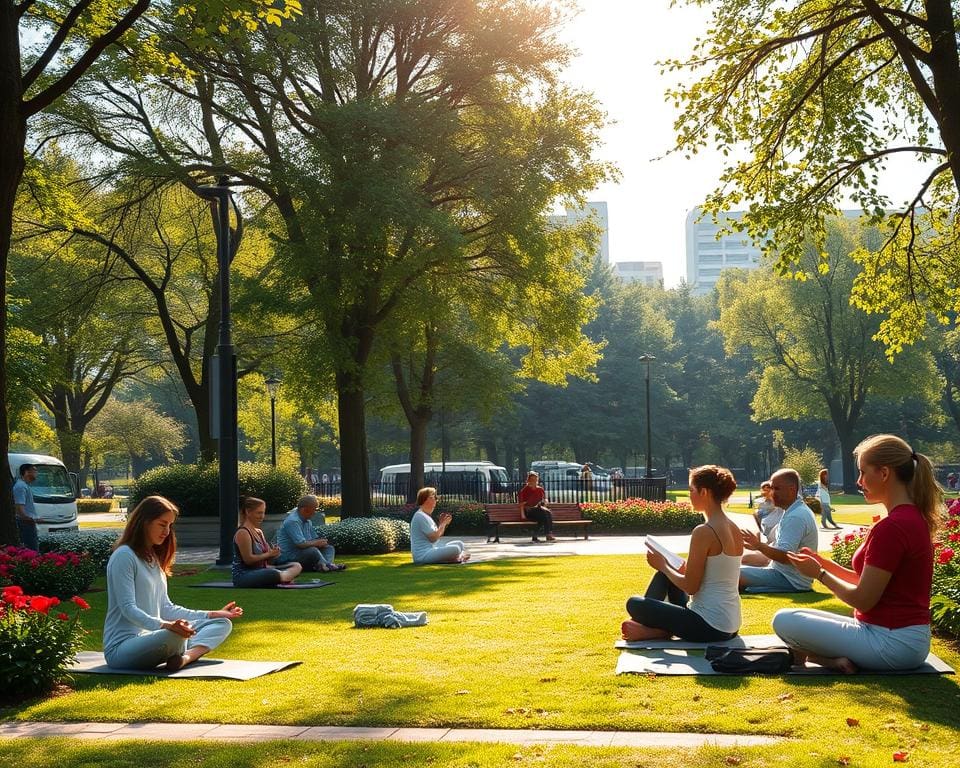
[[0, 721, 780, 747]]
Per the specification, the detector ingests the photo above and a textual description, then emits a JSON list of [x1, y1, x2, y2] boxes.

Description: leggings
[[523, 505, 553, 536], [772, 608, 931, 670], [626, 571, 736, 643], [105, 618, 233, 670], [416, 541, 465, 564], [233, 567, 283, 588]]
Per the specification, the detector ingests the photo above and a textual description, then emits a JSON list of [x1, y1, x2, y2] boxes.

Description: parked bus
[[379, 462, 512, 502], [8, 452, 79, 535]]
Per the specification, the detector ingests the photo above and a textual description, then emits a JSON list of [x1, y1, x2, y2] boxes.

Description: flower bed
[[829, 501, 960, 638], [0, 585, 90, 699], [0, 546, 98, 598], [579, 498, 701, 533]]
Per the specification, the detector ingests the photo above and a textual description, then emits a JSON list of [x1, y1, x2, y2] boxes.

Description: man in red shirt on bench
[[518, 472, 556, 542]]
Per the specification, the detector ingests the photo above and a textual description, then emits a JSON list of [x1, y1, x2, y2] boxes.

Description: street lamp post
[[265, 375, 281, 467], [638, 354, 656, 478], [197, 177, 239, 566]]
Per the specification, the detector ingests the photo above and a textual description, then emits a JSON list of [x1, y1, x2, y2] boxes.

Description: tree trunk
[[0, 2, 25, 544], [407, 414, 429, 503], [836, 427, 859, 495], [336, 370, 371, 518]]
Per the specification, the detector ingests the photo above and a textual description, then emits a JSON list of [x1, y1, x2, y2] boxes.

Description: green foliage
[[780, 445, 823, 486], [76, 499, 114, 514], [0, 586, 90, 700], [0, 547, 98, 598], [130, 462, 307, 517], [313, 518, 410, 555], [373, 501, 487, 536], [931, 584, 960, 639], [579, 499, 701, 534], [39, 530, 119, 571]]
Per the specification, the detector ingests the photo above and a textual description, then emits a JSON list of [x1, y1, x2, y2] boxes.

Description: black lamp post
[[197, 177, 239, 566], [639, 354, 656, 478], [265, 375, 281, 467]]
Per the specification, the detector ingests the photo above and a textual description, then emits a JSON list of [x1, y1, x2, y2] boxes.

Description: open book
[[644, 535, 685, 570]]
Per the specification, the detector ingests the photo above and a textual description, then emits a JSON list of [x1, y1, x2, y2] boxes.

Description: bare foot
[[807, 654, 857, 674], [621, 620, 671, 641], [165, 653, 187, 672], [458, 553, 471, 563]]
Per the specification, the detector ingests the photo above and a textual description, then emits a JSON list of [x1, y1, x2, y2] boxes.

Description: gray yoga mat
[[190, 579, 333, 589], [70, 651, 301, 680], [615, 633, 785, 650], [615, 649, 954, 676]]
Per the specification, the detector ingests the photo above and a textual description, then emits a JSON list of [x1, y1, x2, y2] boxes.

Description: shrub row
[[314, 517, 410, 555], [579, 498, 701, 533], [0, 546, 99, 598], [131, 462, 307, 518], [76, 499, 115, 514], [40, 530, 120, 570], [372, 500, 487, 535]]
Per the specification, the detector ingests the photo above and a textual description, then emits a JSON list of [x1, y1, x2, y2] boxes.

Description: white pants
[[772, 608, 930, 671], [415, 541, 465, 564]]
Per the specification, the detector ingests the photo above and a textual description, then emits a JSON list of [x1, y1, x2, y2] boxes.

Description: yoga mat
[[615, 649, 954, 676], [69, 652, 301, 680], [615, 633, 786, 650], [190, 579, 333, 589]]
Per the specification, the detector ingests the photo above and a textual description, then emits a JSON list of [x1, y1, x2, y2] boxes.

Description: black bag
[[705, 646, 793, 674]]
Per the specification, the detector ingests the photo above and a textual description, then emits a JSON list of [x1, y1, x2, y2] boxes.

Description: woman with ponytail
[[232, 497, 303, 587], [773, 434, 942, 672]]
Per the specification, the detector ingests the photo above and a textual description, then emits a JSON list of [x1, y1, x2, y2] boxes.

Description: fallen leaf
[[725, 757, 741, 766], [454, 690, 470, 695], [777, 692, 793, 702], [512, 752, 524, 761], [692, 694, 701, 702], [837, 758, 850, 766], [539, 677, 557, 683], [916, 723, 930, 732], [846, 718, 860, 727], [893, 752, 909, 762]]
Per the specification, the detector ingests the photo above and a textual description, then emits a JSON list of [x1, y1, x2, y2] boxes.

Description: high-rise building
[[549, 201, 610, 263], [615, 261, 663, 287], [685, 207, 763, 294]]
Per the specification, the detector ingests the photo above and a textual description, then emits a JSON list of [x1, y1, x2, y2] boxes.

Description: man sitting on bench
[[518, 471, 555, 542]]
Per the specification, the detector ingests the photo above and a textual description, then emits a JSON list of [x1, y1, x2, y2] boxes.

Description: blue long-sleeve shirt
[[103, 545, 207, 658]]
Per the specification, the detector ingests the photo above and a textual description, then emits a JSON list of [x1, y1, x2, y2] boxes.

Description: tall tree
[[670, 1, 960, 348], [57, 0, 610, 516], [715, 218, 938, 490], [0, 0, 301, 542]]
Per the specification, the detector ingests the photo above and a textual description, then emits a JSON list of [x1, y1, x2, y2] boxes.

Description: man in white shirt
[[739, 468, 819, 593]]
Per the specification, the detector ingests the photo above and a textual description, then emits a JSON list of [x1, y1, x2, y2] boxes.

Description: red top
[[852, 504, 933, 629], [518, 485, 545, 508]]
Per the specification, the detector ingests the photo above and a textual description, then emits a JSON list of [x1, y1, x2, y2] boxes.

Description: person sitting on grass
[[232, 496, 303, 587], [772, 435, 940, 673], [104, 495, 243, 671], [518, 471, 555, 542], [277, 494, 346, 572], [621, 465, 743, 642], [410, 487, 470, 564], [738, 468, 819, 593]]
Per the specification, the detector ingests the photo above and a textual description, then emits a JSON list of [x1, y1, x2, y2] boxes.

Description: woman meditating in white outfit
[[773, 434, 939, 673], [104, 495, 243, 671], [621, 465, 743, 642], [410, 487, 471, 564]]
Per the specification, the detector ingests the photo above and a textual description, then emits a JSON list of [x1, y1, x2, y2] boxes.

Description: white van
[[8, 453, 79, 535], [380, 461, 511, 501]]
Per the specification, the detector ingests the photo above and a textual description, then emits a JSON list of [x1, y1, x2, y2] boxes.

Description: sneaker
[[532, 536, 540, 542]]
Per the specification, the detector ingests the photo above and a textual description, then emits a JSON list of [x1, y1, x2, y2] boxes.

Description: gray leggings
[[416, 541, 465, 564], [105, 618, 233, 670], [772, 608, 930, 670]]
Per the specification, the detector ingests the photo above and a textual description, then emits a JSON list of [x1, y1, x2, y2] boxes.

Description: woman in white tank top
[[621, 465, 743, 642]]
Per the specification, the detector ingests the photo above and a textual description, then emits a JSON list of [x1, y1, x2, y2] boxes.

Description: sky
[[557, 1, 718, 286]]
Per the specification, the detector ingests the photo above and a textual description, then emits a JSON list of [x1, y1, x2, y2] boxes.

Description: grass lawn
[[2, 550, 959, 766]]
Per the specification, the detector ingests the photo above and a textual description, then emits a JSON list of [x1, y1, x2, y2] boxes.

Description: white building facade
[[615, 260, 663, 287], [685, 207, 763, 294], [550, 201, 610, 264]]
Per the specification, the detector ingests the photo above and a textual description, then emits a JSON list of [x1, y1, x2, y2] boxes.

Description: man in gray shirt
[[13, 463, 42, 551], [739, 468, 819, 593]]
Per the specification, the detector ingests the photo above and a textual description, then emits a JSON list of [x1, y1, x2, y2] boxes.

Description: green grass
[[2, 552, 958, 765]]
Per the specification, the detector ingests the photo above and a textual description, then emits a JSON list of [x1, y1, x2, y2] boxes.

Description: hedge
[[579, 498, 701, 533], [76, 499, 115, 514], [314, 517, 410, 555], [372, 500, 486, 535], [130, 462, 308, 518], [40, 530, 119, 570]]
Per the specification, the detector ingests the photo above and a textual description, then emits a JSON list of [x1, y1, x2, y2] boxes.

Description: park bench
[[483, 502, 592, 543]]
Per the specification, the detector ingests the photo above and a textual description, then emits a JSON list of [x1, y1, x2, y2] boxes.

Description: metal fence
[[319, 476, 668, 507]]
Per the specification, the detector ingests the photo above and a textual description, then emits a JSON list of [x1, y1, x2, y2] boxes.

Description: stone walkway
[[0, 721, 780, 747]]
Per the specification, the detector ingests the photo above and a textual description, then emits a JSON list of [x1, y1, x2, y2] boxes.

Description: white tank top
[[688, 552, 742, 634]]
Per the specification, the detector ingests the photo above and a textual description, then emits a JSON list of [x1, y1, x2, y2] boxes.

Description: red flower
[[57, 612, 70, 621], [938, 548, 955, 565], [949, 533, 960, 543], [29, 595, 54, 614], [71, 596, 90, 610], [844, 533, 857, 543]]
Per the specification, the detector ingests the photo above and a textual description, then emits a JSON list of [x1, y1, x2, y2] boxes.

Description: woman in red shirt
[[773, 434, 941, 672], [518, 472, 555, 542]]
